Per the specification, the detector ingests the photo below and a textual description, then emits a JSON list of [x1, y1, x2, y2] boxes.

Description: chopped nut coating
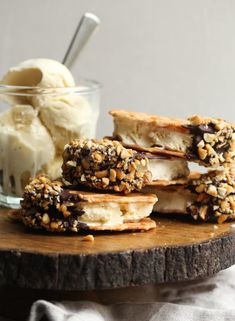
[[187, 168, 235, 223], [187, 116, 235, 167], [62, 139, 152, 193], [21, 175, 87, 232]]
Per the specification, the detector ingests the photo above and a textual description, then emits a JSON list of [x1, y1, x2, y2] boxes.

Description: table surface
[[0, 208, 235, 291]]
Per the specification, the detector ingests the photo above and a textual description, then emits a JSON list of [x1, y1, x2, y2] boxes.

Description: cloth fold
[[27, 265, 235, 321], [28, 301, 235, 321]]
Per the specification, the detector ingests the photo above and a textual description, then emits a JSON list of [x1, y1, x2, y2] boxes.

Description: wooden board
[[0, 208, 235, 291]]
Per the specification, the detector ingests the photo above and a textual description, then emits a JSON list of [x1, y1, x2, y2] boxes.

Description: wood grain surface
[[0, 208, 235, 291]]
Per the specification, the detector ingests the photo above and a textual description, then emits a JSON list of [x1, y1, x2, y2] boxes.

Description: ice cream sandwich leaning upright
[[62, 138, 189, 189], [21, 139, 158, 233]]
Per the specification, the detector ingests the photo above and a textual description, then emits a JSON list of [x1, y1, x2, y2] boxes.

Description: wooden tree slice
[[0, 208, 235, 291]]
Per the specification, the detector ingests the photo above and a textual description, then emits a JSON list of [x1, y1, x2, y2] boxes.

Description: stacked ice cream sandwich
[[21, 139, 157, 232], [109, 110, 235, 223], [20, 109, 235, 232]]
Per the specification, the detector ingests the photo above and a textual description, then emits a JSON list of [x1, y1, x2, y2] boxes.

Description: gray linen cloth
[[25, 265, 235, 321]]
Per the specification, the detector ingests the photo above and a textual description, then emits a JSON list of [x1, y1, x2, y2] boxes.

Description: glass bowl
[[0, 80, 101, 208]]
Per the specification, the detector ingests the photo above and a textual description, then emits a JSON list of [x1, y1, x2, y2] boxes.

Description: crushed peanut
[[82, 234, 95, 242]]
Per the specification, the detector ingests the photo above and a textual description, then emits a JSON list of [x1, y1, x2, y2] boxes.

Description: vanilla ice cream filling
[[153, 188, 196, 213], [78, 202, 154, 227], [113, 118, 192, 152], [143, 186, 196, 214], [148, 158, 189, 181]]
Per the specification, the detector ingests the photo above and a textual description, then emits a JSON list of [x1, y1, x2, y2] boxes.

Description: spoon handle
[[62, 12, 100, 69]]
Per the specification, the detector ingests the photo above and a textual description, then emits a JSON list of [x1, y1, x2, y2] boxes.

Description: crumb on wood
[[82, 234, 94, 242], [8, 209, 22, 222]]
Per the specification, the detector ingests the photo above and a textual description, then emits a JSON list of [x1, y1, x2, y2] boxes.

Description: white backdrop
[[1, 0, 235, 137]]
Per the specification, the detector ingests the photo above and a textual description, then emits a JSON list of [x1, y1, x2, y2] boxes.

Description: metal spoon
[[62, 12, 100, 69]]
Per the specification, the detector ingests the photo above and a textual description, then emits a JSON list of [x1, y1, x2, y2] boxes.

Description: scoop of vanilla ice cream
[[0, 105, 56, 196], [35, 94, 98, 153], [1, 59, 98, 149], [1, 59, 75, 105], [1, 58, 75, 87]]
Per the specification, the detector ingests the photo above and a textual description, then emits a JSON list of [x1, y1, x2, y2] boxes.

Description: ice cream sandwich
[[143, 169, 235, 223], [62, 139, 189, 193], [21, 175, 157, 232], [110, 110, 235, 168], [62, 138, 152, 193]]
